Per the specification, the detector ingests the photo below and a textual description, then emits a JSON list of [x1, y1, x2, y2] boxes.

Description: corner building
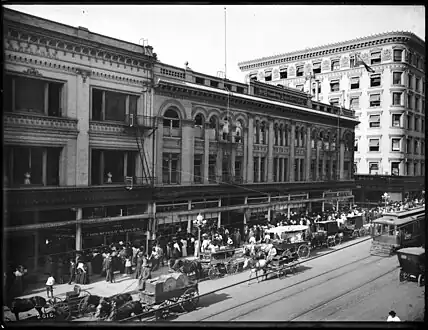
[[238, 32, 425, 178], [4, 8, 358, 271]]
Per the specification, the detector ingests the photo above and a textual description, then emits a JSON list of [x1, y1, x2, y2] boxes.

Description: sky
[[5, 5, 425, 82]]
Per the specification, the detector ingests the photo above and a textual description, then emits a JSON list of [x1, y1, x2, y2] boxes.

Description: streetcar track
[[198, 254, 381, 321], [288, 266, 398, 321]]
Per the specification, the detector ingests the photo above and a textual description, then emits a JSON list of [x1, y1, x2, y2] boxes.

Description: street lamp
[[193, 213, 206, 257], [382, 192, 390, 208]]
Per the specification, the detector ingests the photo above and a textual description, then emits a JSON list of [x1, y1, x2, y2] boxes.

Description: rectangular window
[[422, 142, 425, 155], [235, 159, 242, 181], [193, 155, 203, 183], [422, 119, 425, 132], [312, 82, 321, 95], [415, 97, 420, 111], [273, 158, 278, 182], [236, 87, 244, 94], [295, 84, 304, 92], [369, 94, 381, 107], [260, 157, 266, 182], [279, 68, 287, 79], [369, 114, 380, 128], [349, 97, 360, 110], [392, 92, 402, 106], [369, 162, 379, 175], [330, 98, 340, 107], [331, 60, 340, 71], [370, 51, 381, 65], [162, 153, 180, 184], [253, 157, 259, 183], [208, 155, 216, 182], [406, 139, 411, 153], [414, 140, 418, 154], [370, 74, 381, 87], [296, 67, 304, 77], [369, 139, 380, 152], [407, 94, 412, 109], [92, 89, 136, 122], [393, 72, 403, 85], [312, 62, 321, 74], [392, 114, 401, 127], [407, 114, 412, 129], [330, 80, 340, 92], [393, 49, 403, 62], [195, 77, 205, 84], [408, 74, 413, 89], [391, 138, 400, 151], [105, 91, 126, 121], [264, 71, 272, 81], [210, 80, 219, 88], [391, 162, 400, 176], [350, 77, 360, 89], [414, 117, 420, 132], [104, 150, 125, 183], [415, 78, 421, 92]]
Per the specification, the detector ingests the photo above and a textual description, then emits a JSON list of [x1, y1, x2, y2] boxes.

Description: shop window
[[392, 114, 401, 127], [330, 80, 340, 92], [208, 155, 216, 182], [370, 52, 381, 65], [391, 138, 400, 151], [370, 74, 381, 87], [193, 155, 203, 183], [369, 94, 381, 107], [4, 75, 63, 116], [393, 49, 403, 62], [265, 71, 272, 81], [162, 153, 180, 184], [392, 92, 402, 106], [296, 67, 304, 77], [349, 97, 359, 110], [331, 60, 340, 71], [369, 114, 380, 128], [369, 162, 379, 175], [312, 62, 321, 74], [391, 162, 400, 176], [350, 77, 359, 90], [4, 146, 61, 187], [369, 139, 380, 152], [279, 68, 287, 79], [393, 72, 403, 85], [91, 88, 137, 121]]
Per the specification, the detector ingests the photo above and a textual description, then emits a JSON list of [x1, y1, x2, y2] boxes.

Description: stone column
[[247, 118, 254, 183], [231, 146, 236, 179], [181, 120, 194, 185], [76, 208, 83, 251], [296, 159, 301, 181], [289, 123, 295, 182], [267, 195, 271, 223], [187, 200, 192, 233], [217, 199, 222, 228], [329, 154, 334, 180], [276, 157, 280, 182], [243, 196, 248, 225], [156, 117, 164, 184], [306, 126, 311, 181], [203, 123, 210, 184], [267, 121, 274, 182], [242, 128, 248, 182], [281, 158, 286, 182], [339, 139, 345, 180], [316, 141, 321, 180], [258, 156, 262, 182]]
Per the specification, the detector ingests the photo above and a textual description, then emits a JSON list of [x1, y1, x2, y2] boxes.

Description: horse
[[78, 294, 102, 315], [106, 300, 144, 321], [243, 257, 270, 284], [94, 293, 132, 319], [169, 259, 203, 280], [8, 296, 47, 321]]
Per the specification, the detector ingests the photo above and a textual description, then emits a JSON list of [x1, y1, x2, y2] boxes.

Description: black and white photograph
[[2, 3, 425, 324]]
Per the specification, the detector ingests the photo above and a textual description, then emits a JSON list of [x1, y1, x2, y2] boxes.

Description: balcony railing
[[125, 114, 156, 128]]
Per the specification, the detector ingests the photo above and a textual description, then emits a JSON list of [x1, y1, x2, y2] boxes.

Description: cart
[[397, 247, 425, 287], [312, 221, 342, 248], [340, 214, 366, 238], [50, 285, 92, 321], [266, 225, 311, 259], [139, 273, 199, 320], [266, 252, 300, 280], [200, 248, 241, 280]]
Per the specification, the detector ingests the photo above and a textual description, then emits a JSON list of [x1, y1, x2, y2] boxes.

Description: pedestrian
[[45, 273, 55, 298], [387, 311, 400, 322], [105, 253, 115, 283], [67, 260, 76, 285], [125, 257, 132, 275], [135, 248, 144, 279], [180, 237, 187, 258]]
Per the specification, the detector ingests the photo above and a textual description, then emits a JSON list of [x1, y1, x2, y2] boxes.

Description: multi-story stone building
[[4, 8, 358, 271], [238, 32, 425, 179]]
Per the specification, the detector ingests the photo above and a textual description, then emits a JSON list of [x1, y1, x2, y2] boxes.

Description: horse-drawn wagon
[[311, 220, 342, 249], [266, 225, 311, 259], [48, 285, 94, 321], [200, 248, 242, 280], [339, 214, 366, 239]]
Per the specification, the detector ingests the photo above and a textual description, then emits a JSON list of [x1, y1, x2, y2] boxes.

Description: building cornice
[[239, 31, 424, 71]]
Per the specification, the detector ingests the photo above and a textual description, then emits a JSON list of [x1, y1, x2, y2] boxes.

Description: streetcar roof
[[316, 220, 338, 224], [266, 225, 309, 234], [397, 247, 425, 256]]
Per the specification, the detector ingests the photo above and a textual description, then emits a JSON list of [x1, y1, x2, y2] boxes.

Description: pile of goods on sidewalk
[[140, 273, 190, 305]]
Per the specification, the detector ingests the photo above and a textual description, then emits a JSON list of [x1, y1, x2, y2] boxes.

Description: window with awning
[[369, 94, 381, 107], [350, 77, 360, 89], [249, 73, 258, 81], [369, 139, 380, 151], [350, 97, 360, 109], [296, 66, 304, 77], [330, 80, 340, 92], [279, 67, 287, 79], [312, 62, 321, 74], [369, 114, 380, 128], [265, 70, 272, 81], [370, 74, 381, 87], [371, 51, 381, 64]]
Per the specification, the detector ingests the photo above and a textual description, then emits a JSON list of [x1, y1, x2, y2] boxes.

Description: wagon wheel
[[399, 270, 405, 282], [334, 234, 341, 246], [359, 228, 366, 237], [352, 230, 359, 238], [297, 244, 310, 259], [226, 262, 238, 275], [77, 291, 92, 316], [155, 301, 171, 320], [418, 274, 425, 287], [54, 302, 71, 321], [326, 236, 335, 247], [208, 267, 219, 280], [179, 287, 199, 312], [278, 267, 287, 280]]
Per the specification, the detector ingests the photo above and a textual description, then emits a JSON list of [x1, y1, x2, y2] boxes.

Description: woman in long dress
[[180, 238, 187, 257]]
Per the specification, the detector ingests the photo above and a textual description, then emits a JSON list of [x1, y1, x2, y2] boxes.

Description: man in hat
[[387, 311, 400, 322]]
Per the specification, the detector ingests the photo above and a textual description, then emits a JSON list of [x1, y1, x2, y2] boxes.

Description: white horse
[[243, 257, 270, 285]]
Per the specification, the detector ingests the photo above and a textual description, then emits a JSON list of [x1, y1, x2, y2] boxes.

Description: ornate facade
[[238, 31, 425, 177]]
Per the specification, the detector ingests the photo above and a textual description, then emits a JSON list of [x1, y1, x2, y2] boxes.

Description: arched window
[[209, 116, 218, 140], [235, 120, 242, 143], [300, 129, 305, 147], [163, 108, 180, 128], [319, 131, 325, 149], [274, 123, 279, 146], [254, 121, 260, 144], [295, 127, 299, 147], [324, 132, 330, 151], [311, 130, 316, 149], [331, 132, 337, 151], [194, 113, 203, 126], [279, 124, 284, 146], [284, 125, 289, 147], [260, 122, 266, 144], [221, 116, 231, 141]]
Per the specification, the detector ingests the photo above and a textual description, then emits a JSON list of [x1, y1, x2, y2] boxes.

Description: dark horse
[[169, 259, 203, 280], [8, 296, 47, 321], [107, 300, 144, 321], [94, 293, 133, 320], [78, 294, 102, 315]]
